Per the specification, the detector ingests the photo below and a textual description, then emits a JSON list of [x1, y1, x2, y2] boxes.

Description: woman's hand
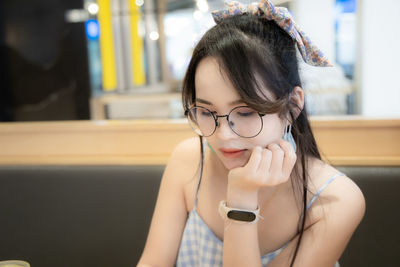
[[226, 139, 297, 209]]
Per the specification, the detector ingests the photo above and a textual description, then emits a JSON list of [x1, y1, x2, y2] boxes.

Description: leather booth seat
[[0, 165, 399, 267]]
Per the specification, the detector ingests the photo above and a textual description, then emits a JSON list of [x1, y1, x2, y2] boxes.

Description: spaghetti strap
[[193, 138, 207, 207], [307, 172, 345, 210]]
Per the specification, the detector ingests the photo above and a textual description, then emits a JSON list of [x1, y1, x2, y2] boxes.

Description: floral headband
[[212, 0, 332, 67]]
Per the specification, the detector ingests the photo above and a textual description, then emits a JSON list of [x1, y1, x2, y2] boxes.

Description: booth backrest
[[0, 166, 399, 267], [0, 166, 164, 267], [338, 166, 400, 267]]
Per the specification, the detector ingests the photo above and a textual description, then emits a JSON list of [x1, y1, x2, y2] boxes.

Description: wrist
[[226, 186, 259, 210]]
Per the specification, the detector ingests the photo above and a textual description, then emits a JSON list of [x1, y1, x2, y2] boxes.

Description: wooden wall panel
[[310, 117, 400, 166], [0, 117, 399, 166]]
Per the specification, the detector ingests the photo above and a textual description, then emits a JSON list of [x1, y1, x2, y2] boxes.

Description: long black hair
[[182, 14, 322, 266]]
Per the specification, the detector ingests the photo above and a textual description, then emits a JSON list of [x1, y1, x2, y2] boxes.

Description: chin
[[220, 155, 249, 170], [223, 162, 245, 170]]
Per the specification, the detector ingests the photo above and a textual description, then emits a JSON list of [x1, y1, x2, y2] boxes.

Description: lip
[[219, 148, 247, 158]]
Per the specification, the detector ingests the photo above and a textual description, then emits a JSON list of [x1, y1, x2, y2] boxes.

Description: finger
[[258, 148, 272, 178], [279, 139, 297, 179], [245, 146, 262, 173], [267, 143, 285, 183]]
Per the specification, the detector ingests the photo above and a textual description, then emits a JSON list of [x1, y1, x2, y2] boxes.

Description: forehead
[[194, 57, 242, 104], [194, 57, 276, 107]]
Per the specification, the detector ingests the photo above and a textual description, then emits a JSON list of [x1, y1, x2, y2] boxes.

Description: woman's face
[[194, 57, 285, 170]]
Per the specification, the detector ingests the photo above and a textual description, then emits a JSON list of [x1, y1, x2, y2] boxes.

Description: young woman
[[138, 1, 365, 266]]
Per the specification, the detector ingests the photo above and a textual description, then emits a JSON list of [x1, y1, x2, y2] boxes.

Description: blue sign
[[335, 0, 356, 14], [85, 19, 100, 40]]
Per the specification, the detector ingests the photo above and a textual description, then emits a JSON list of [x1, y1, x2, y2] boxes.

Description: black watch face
[[227, 210, 256, 222]]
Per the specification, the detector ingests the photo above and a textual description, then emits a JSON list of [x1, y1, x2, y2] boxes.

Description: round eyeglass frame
[[184, 105, 266, 138]]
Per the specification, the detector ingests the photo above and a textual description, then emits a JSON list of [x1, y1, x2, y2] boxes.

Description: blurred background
[[0, 0, 399, 122]]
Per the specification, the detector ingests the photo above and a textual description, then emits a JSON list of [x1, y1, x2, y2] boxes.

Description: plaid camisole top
[[176, 142, 344, 266], [176, 138, 344, 267]]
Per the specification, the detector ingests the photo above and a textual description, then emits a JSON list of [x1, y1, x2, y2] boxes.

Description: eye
[[237, 111, 256, 117], [195, 107, 215, 117], [200, 110, 213, 117], [235, 107, 257, 117]]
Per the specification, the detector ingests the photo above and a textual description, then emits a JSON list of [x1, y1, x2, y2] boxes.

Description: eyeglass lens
[[187, 106, 263, 138]]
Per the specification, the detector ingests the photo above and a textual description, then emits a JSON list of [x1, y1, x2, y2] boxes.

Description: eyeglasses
[[185, 105, 266, 138]]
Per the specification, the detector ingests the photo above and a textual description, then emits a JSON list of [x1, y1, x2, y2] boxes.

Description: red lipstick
[[219, 148, 246, 158]]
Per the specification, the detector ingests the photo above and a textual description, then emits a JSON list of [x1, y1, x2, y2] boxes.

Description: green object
[[207, 143, 216, 154]]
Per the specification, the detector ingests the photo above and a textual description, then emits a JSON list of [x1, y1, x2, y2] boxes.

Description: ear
[[290, 86, 305, 120]]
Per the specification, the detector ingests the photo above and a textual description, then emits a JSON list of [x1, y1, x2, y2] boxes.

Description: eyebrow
[[195, 98, 245, 106]]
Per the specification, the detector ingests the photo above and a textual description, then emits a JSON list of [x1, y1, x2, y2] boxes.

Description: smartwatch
[[218, 200, 261, 224]]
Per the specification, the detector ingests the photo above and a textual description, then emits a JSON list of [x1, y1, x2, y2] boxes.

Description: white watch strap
[[218, 200, 262, 224]]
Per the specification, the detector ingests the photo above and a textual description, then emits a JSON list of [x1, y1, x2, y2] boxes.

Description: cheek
[[253, 130, 282, 147], [255, 116, 284, 145]]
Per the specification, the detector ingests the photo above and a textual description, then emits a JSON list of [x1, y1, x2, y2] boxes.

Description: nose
[[215, 116, 237, 140]]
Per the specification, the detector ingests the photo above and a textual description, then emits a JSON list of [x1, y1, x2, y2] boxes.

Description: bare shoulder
[[168, 137, 201, 169], [308, 159, 366, 227], [268, 161, 365, 266], [138, 137, 202, 266], [164, 137, 202, 185]]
